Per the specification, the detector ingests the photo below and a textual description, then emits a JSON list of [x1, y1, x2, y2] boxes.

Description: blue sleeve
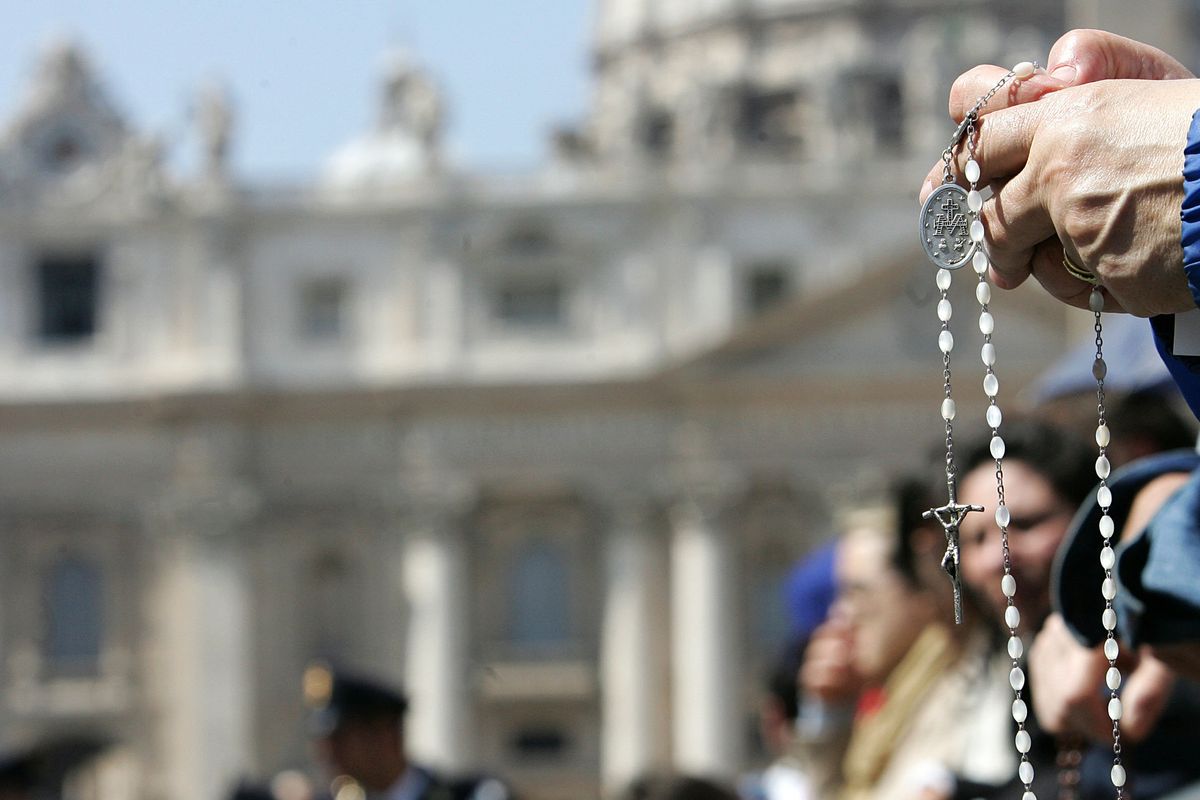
[[1150, 108, 1200, 418], [1151, 316, 1200, 417]]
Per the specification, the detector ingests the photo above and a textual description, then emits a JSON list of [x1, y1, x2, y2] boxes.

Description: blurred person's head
[[956, 419, 1095, 629], [623, 773, 740, 800], [305, 666, 410, 792], [833, 503, 938, 684]]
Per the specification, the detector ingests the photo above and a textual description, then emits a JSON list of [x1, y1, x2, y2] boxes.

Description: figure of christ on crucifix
[[924, 476, 983, 624]]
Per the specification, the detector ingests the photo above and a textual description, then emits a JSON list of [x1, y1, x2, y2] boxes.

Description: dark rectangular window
[[36, 255, 101, 343], [747, 264, 790, 314], [44, 556, 104, 676], [740, 89, 803, 155], [298, 277, 348, 341], [496, 278, 565, 328]]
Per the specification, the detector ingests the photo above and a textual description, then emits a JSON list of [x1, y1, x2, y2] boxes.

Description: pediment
[[0, 40, 162, 211]]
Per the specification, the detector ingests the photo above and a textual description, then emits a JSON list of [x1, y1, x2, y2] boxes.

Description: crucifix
[[923, 472, 982, 625]]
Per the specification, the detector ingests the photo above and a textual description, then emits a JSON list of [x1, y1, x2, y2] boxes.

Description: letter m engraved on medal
[[933, 196, 967, 239]]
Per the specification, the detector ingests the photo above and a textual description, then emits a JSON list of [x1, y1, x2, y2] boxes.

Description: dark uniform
[[304, 664, 513, 800]]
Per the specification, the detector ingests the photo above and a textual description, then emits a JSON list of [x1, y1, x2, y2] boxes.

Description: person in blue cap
[[304, 664, 511, 800]]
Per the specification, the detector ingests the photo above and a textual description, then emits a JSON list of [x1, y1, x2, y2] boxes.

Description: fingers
[[1027, 240, 1104, 312], [1120, 651, 1176, 743], [1047, 28, 1195, 84], [945, 28, 1195, 124], [948, 65, 1070, 122], [919, 103, 1044, 209], [1029, 615, 1110, 739], [800, 618, 860, 702]]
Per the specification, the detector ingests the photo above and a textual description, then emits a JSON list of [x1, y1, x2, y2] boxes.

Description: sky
[[0, 1, 594, 181]]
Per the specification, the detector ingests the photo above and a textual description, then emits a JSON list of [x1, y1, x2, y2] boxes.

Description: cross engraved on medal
[[920, 184, 976, 270], [923, 481, 983, 625]]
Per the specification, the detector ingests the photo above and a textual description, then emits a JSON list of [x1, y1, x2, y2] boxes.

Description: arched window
[[44, 556, 104, 673], [509, 539, 572, 648]]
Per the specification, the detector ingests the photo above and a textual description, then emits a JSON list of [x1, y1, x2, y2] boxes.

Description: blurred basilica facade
[[0, 2, 1184, 799]]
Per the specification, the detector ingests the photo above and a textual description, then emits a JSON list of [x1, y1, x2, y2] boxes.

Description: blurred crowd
[[4, 388, 1199, 800]]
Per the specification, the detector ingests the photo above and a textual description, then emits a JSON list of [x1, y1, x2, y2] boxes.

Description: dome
[[321, 49, 443, 188], [323, 128, 428, 187]]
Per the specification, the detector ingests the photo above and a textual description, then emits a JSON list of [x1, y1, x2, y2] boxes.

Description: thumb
[[1046, 28, 1195, 84]]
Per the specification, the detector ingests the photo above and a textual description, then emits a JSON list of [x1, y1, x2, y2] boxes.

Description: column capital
[[387, 471, 477, 528], [145, 437, 259, 543], [145, 484, 259, 543], [664, 420, 744, 525], [582, 477, 658, 532]]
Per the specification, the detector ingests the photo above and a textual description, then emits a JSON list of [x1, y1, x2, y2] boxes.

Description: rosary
[[919, 63, 1127, 798]]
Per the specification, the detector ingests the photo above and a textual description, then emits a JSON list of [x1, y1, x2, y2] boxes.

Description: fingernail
[[1049, 63, 1076, 83]]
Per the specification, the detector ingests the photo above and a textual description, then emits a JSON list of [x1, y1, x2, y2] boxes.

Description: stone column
[[667, 423, 742, 778], [397, 432, 475, 772], [600, 492, 669, 795], [144, 435, 258, 800]]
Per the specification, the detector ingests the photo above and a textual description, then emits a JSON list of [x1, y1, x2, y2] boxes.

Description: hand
[[920, 78, 1200, 316], [1030, 614, 1175, 743], [799, 617, 863, 703], [1029, 614, 1110, 739], [945, 29, 1194, 122]]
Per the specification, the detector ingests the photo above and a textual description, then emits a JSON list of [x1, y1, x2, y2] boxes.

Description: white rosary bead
[[1015, 730, 1032, 754], [968, 189, 983, 213], [970, 219, 985, 242], [975, 281, 991, 304], [1090, 288, 1105, 314], [1009, 666, 1025, 690], [938, 298, 953, 321], [979, 311, 994, 334], [1102, 577, 1116, 600], [1012, 698, 1028, 723], [1104, 638, 1120, 661], [1099, 514, 1115, 538], [981, 342, 996, 366], [986, 404, 1002, 429], [996, 505, 1010, 527], [1096, 423, 1111, 447], [1095, 455, 1110, 479], [965, 159, 981, 184], [990, 435, 1006, 459], [1007, 635, 1023, 659], [983, 372, 999, 397], [1002, 574, 1017, 597], [1098, 485, 1113, 509], [1108, 698, 1123, 722], [1107, 667, 1122, 691], [1112, 764, 1127, 788], [1005, 605, 1020, 629], [1019, 763, 1035, 786], [1103, 608, 1117, 630], [972, 250, 989, 274], [1093, 357, 1107, 381], [936, 269, 952, 291], [1022, 792, 1036, 800], [1012, 61, 1037, 80], [1101, 546, 1115, 569], [939, 330, 954, 353], [940, 398, 956, 421]]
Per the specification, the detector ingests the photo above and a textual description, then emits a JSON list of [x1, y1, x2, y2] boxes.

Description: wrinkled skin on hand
[[921, 30, 1200, 316]]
